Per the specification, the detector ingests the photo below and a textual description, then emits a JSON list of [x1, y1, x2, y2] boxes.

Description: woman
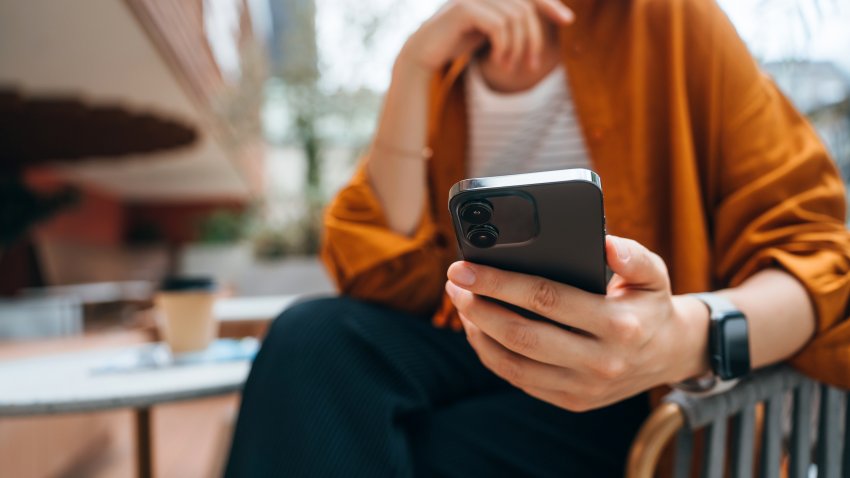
[[227, 0, 850, 476]]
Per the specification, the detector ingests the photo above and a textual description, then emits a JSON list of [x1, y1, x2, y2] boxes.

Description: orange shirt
[[321, 0, 850, 389]]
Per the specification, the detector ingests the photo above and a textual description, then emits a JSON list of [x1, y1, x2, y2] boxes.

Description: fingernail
[[449, 263, 476, 286], [613, 236, 631, 263]]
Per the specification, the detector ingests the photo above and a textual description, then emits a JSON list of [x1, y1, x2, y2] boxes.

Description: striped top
[[465, 61, 591, 178]]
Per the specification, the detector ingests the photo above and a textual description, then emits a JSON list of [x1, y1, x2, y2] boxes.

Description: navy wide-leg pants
[[225, 297, 648, 477]]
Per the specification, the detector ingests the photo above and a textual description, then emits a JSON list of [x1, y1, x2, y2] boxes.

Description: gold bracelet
[[372, 140, 433, 161]]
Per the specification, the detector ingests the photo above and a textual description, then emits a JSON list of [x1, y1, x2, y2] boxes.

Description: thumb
[[606, 235, 670, 291]]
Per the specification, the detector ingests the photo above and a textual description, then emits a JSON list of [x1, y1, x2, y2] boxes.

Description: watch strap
[[689, 293, 740, 318]]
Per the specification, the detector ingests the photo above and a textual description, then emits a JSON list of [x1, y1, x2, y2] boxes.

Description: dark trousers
[[225, 297, 649, 478]]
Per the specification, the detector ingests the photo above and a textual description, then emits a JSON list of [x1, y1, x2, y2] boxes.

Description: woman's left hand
[[445, 235, 710, 411]]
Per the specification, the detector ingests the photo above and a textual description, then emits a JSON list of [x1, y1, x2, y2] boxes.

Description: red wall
[[25, 170, 125, 246], [0, 170, 125, 294], [126, 200, 246, 244], [25, 169, 247, 246], [0, 169, 247, 294]]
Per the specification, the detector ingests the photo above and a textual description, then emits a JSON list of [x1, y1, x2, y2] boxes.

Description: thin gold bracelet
[[372, 140, 433, 161]]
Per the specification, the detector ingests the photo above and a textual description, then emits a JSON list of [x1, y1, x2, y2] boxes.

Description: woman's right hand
[[399, 0, 574, 74], [369, 0, 573, 237]]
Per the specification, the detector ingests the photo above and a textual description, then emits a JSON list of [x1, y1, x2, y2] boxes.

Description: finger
[[505, 1, 526, 68], [462, 314, 621, 412], [605, 235, 670, 291], [447, 281, 600, 367], [461, 0, 510, 63], [522, 385, 618, 412], [531, 0, 575, 25], [481, 0, 519, 66], [502, 0, 531, 68], [521, 386, 575, 410], [508, 0, 539, 68], [447, 261, 606, 334], [460, 312, 574, 390], [522, 1, 544, 69]]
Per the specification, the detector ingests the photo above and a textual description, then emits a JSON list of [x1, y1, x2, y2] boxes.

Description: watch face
[[720, 314, 750, 379], [694, 293, 752, 380]]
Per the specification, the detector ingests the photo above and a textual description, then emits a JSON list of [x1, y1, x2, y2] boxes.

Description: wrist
[[670, 294, 712, 383], [394, 45, 436, 83]]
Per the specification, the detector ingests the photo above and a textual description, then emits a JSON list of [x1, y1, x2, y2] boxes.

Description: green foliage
[[251, 204, 323, 260], [197, 210, 249, 244]]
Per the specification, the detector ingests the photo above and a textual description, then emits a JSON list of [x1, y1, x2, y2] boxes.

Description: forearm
[[365, 0, 576, 237], [366, 53, 433, 237], [721, 268, 816, 368], [676, 268, 817, 381]]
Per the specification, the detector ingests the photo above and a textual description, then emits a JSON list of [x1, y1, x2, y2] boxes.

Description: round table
[[0, 340, 257, 478]]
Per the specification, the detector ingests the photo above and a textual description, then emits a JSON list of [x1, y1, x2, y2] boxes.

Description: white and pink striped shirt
[[465, 61, 592, 178]]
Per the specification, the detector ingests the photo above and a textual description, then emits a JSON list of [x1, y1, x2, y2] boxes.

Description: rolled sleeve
[[320, 162, 446, 315], [714, 73, 850, 387]]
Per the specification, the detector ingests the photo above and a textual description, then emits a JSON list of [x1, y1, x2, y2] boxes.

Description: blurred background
[[0, 0, 848, 477]]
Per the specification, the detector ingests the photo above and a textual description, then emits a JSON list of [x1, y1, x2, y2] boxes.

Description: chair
[[627, 365, 849, 477]]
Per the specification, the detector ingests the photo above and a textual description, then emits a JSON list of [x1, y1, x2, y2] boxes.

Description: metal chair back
[[627, 365, 849, 478]]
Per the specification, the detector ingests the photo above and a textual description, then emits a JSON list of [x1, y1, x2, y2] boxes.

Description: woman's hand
[[444, 235, 712, 412], [400, 0, 574, 74]]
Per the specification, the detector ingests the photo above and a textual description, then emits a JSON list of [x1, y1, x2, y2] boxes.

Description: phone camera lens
[[466, 224, 499, 248], [460, 200, 493, 225]]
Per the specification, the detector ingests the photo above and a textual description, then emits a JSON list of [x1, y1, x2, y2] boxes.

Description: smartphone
[[448, 168, 608, 300]]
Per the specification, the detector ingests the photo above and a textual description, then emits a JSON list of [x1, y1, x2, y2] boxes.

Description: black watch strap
[[690, 293, 751, 380]]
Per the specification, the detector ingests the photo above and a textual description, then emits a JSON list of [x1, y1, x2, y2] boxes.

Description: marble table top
[[213, 294, 301, 322], [0, 339, 258, 417]]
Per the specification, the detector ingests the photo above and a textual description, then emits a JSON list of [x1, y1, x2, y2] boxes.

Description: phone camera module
[[460, 200, 493, 225], [466, 224, 499, 248]]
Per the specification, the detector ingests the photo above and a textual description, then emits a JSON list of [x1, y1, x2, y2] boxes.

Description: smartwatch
[[673, 293, 751, 393]]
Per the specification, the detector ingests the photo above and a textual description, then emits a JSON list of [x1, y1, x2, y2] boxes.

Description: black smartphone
[[448, 168, 608, 300]]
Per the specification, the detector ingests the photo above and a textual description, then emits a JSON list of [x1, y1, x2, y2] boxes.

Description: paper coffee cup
[[155, 277, 218, 354]]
